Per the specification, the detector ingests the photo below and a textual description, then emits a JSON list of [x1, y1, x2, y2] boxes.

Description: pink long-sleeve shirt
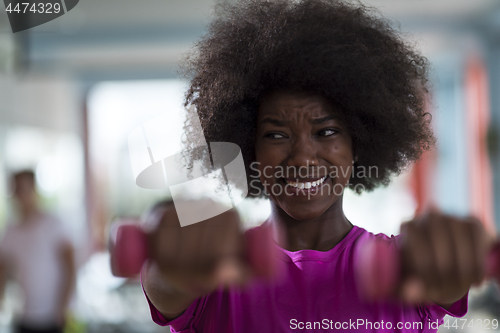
[[143, 225, 468, 332]]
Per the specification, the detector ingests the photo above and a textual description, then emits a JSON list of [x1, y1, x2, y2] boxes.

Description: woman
[[142, 0, 492, 332]]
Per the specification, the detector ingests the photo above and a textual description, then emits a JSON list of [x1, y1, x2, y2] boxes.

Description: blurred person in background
[[0, 170, 76, 333]]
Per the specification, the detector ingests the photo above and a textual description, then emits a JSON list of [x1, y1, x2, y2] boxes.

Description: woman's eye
[[317, 129, 337, 137], [265, 133, 286, 139]]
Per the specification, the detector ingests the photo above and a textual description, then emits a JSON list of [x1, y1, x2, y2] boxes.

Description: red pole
[[465, 56, 495, 234]]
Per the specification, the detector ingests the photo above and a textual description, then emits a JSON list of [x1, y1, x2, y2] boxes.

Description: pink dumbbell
[[356, 238, 500, 299], [109, 222, 279, 279]]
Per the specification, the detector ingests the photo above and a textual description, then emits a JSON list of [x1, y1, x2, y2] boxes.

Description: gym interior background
[[0, 0, 500, 332]]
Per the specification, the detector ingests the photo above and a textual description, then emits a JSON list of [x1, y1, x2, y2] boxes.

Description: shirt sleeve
[[140, 265, 206, 332], [417, 291, 469, 332], [421, 291, 469, 318]]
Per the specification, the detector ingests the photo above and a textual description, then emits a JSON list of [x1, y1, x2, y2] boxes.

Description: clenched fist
[[399, 210, 494, 307]]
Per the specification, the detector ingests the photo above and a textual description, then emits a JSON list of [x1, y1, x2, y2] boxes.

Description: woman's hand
[[147, 204, 250, 299], [141, 202, 253, 320], [399, 209, 494, 307]]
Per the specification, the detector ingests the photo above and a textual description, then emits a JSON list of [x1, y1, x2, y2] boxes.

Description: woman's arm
[[142, 260, 199, 320], [141, 205, 250, 321], [0, 257, 8, 308], [57, 241, 76, 323]]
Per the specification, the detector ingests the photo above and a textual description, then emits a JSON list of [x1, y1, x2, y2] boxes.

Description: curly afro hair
[[180, 0, 435, 198]]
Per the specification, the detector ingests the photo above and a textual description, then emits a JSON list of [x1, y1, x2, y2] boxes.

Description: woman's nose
[[287, 136, 319, 170]]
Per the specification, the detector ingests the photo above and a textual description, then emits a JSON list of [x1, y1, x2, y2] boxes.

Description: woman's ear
[[352, 148, 358, 163]]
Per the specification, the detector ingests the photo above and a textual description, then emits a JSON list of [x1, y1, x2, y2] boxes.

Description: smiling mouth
[[284, 176, 328, 189]]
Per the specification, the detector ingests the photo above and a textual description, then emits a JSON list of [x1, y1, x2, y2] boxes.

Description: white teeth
[[285, 176, 327, 189]]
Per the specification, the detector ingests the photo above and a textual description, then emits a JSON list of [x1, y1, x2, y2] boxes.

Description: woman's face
[[255, 91, 353, 220]]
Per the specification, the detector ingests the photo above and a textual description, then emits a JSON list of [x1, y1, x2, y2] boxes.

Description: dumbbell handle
[[110, 224, 277, 278], [356, 239, 500, 299]]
